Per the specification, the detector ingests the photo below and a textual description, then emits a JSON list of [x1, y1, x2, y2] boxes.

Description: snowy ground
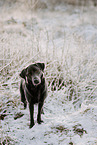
[[0, 1, 97, 145]]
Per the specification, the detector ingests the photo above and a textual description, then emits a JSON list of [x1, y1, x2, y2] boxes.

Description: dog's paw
[[24, 103, 27, 109], [29, 123, 35, 128], [22, 101, 27, 109], [37, 120, 44, 124]]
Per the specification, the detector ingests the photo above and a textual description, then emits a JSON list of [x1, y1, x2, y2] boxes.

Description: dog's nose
[[34, 79, 39, 84], [34, 77, 40, 85]]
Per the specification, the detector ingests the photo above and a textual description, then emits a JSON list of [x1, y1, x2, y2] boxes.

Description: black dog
[[19, 63, 47, 128]]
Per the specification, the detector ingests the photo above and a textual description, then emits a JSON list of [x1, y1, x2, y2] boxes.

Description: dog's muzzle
[[33, 76, 41, 86]]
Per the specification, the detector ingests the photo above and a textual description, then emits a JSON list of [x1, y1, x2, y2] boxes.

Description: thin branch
[[0, 60, 13, 72]]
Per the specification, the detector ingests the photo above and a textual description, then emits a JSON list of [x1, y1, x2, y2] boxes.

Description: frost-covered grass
[[0, 1, 97, 145]]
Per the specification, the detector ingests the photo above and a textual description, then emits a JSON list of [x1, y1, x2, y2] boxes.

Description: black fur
[[20, 63, 47, 128]]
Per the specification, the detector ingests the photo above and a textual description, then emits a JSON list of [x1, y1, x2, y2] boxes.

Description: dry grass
[[0, 1, 97, 144], [0, 0, 97, 108]]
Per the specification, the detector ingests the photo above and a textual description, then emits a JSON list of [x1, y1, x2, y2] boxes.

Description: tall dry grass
[[0, 0, 97, 117], [0, 1, 97, 144]]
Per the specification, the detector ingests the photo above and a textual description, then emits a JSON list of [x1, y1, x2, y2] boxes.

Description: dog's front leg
[[29, 103, 34, 128], [37, 102, 44, 124]]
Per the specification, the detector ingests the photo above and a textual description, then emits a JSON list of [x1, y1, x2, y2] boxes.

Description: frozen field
[[0, 1, 97, 145]]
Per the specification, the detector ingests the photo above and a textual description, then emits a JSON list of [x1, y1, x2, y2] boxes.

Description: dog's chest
[[32, 88, 41, 102], [25, 86, 41, 104]]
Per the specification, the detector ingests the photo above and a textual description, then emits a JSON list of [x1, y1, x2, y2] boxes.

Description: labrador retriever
[[20, 63, 47, 128]]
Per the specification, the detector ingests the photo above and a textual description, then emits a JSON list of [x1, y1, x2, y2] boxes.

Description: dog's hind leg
[[37, 102, 44, 124], [20, 81, 27, 109]]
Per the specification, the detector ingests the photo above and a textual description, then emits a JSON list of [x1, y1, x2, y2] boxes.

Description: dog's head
[[20, 63, 45, 86]]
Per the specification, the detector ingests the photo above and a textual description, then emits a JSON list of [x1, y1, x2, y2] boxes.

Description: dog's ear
[[36, 63, 45, 71], [20, 68, 27, 79]]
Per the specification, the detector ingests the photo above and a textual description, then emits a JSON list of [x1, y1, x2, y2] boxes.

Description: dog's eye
[[27, 73, 31, 76], [35, 70, 39, 73]]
